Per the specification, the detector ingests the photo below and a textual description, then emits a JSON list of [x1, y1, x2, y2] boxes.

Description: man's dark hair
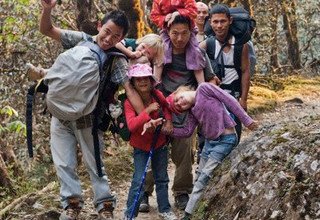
[[169, 15, 192, 30], [101, 10, 129, 36], [209, 4, 231, 19]]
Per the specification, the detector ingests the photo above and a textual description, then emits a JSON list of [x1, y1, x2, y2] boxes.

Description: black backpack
[[26, 39, 126, 177], [204, 7, 256, 45], [205, 7, 256, 95]]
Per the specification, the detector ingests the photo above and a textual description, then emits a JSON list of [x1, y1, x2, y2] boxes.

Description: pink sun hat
[[127, 63, 157, 83]]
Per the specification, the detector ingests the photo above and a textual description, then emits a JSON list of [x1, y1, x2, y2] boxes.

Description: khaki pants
[[144, 133, 196, 196]]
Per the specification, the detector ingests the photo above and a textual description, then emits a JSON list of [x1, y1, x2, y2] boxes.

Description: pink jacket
[[124, 89, 172, 151], [150, 0, 197, 28]]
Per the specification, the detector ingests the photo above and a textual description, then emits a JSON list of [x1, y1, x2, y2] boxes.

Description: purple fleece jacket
[[173, 83, 254, 140]]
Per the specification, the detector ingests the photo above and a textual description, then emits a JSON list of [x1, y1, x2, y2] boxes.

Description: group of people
[[28, 0, 258, 220]]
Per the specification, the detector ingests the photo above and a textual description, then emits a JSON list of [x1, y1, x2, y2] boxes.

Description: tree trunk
[[76, 0, 99, 35], [240, 0, 254, 16], [222, 0, 237, 7], [270, 4, 280, 70], [0, 152, 13, 192], [280, 0, 302, 69], [118, 0, 138, 38], [117, 0, 152, 38]]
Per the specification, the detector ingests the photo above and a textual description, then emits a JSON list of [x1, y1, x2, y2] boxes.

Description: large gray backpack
[[45, 38, 106, 121]]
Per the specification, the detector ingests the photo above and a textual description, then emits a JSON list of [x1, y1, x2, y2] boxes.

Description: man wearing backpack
[[200, 4, 251, 142], [39, 0, 144, 219]]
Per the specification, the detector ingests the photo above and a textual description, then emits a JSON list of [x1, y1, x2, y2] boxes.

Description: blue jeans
[[185, 133, 237, 214], [125, 146, 171, 217], [201, 133, 238, 163]]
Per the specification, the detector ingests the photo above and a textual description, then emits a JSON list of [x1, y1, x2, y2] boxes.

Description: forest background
[[0, 0, 319, 219]]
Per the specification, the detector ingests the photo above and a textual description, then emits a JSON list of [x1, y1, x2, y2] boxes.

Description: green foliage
[[6, 121, 26, 136], [0, 105, 26, 137], [193, 200, 209, 220], [0, 105, 18, 117]]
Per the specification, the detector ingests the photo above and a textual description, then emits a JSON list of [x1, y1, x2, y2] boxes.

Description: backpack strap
[[219, 43, 243, 96], [26, 79, 48, 158], [77, 41, 109, 77], [232, 43, 243, 95], [233, 43, 243, 77], [207, 36, 244, 96], [206, 37, 216, 61], [91, 51, 126, 177], [206, 37, 228, 80], [79, 38, 127, 177]]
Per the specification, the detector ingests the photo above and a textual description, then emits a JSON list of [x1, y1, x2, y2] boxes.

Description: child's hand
[[239, 99, 248, 112], [145, 102, 160, 114], [165, 13, 172, 22], [247, 121, 258, 131], [161, 120, 173, 135], [167, 11, 180, 27], [130, 51, 143, 59], [209, 76, 221, 85], [26, 63, 47, 80], [142, 118, 164, 135]]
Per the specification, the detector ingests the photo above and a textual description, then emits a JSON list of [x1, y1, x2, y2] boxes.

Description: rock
[[37, 210, 60, 220], [310, 160, 319, 172], [270, 210, 281, 218], [293, 151, 309, 168], [284, 97, 304, 104], [32, 202, 44, 210]]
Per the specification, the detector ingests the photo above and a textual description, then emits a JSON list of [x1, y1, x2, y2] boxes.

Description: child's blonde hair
[[173, 85, 194, 96], [136, 33, 164, 65]]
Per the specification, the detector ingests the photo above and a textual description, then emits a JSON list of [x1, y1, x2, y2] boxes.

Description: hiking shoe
[[159, 211, 178, 220], [138, 193, 150, 212], [98, 201, 114, 220], [26, 63, 46, 80], [174, 194, 189, 210], [59, 198, 81, 220], [181, 212, 192, 220]]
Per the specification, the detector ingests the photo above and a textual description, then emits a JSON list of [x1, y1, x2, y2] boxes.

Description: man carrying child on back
[[39, 0, 144, 219]]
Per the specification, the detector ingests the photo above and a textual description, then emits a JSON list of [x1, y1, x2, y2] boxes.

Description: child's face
[[136, 43, 157, 61], [174, 91, 193, 112], [132, 76, 152, 93]]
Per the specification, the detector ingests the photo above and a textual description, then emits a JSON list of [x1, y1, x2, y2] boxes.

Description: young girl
[[144, 82, 258, 219], [123, 64, 177, 220], [150, 0, 206, 82], [26, 33, 164, 82]]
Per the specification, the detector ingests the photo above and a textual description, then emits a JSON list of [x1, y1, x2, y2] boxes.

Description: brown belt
[[59, 114, 93, 129]]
